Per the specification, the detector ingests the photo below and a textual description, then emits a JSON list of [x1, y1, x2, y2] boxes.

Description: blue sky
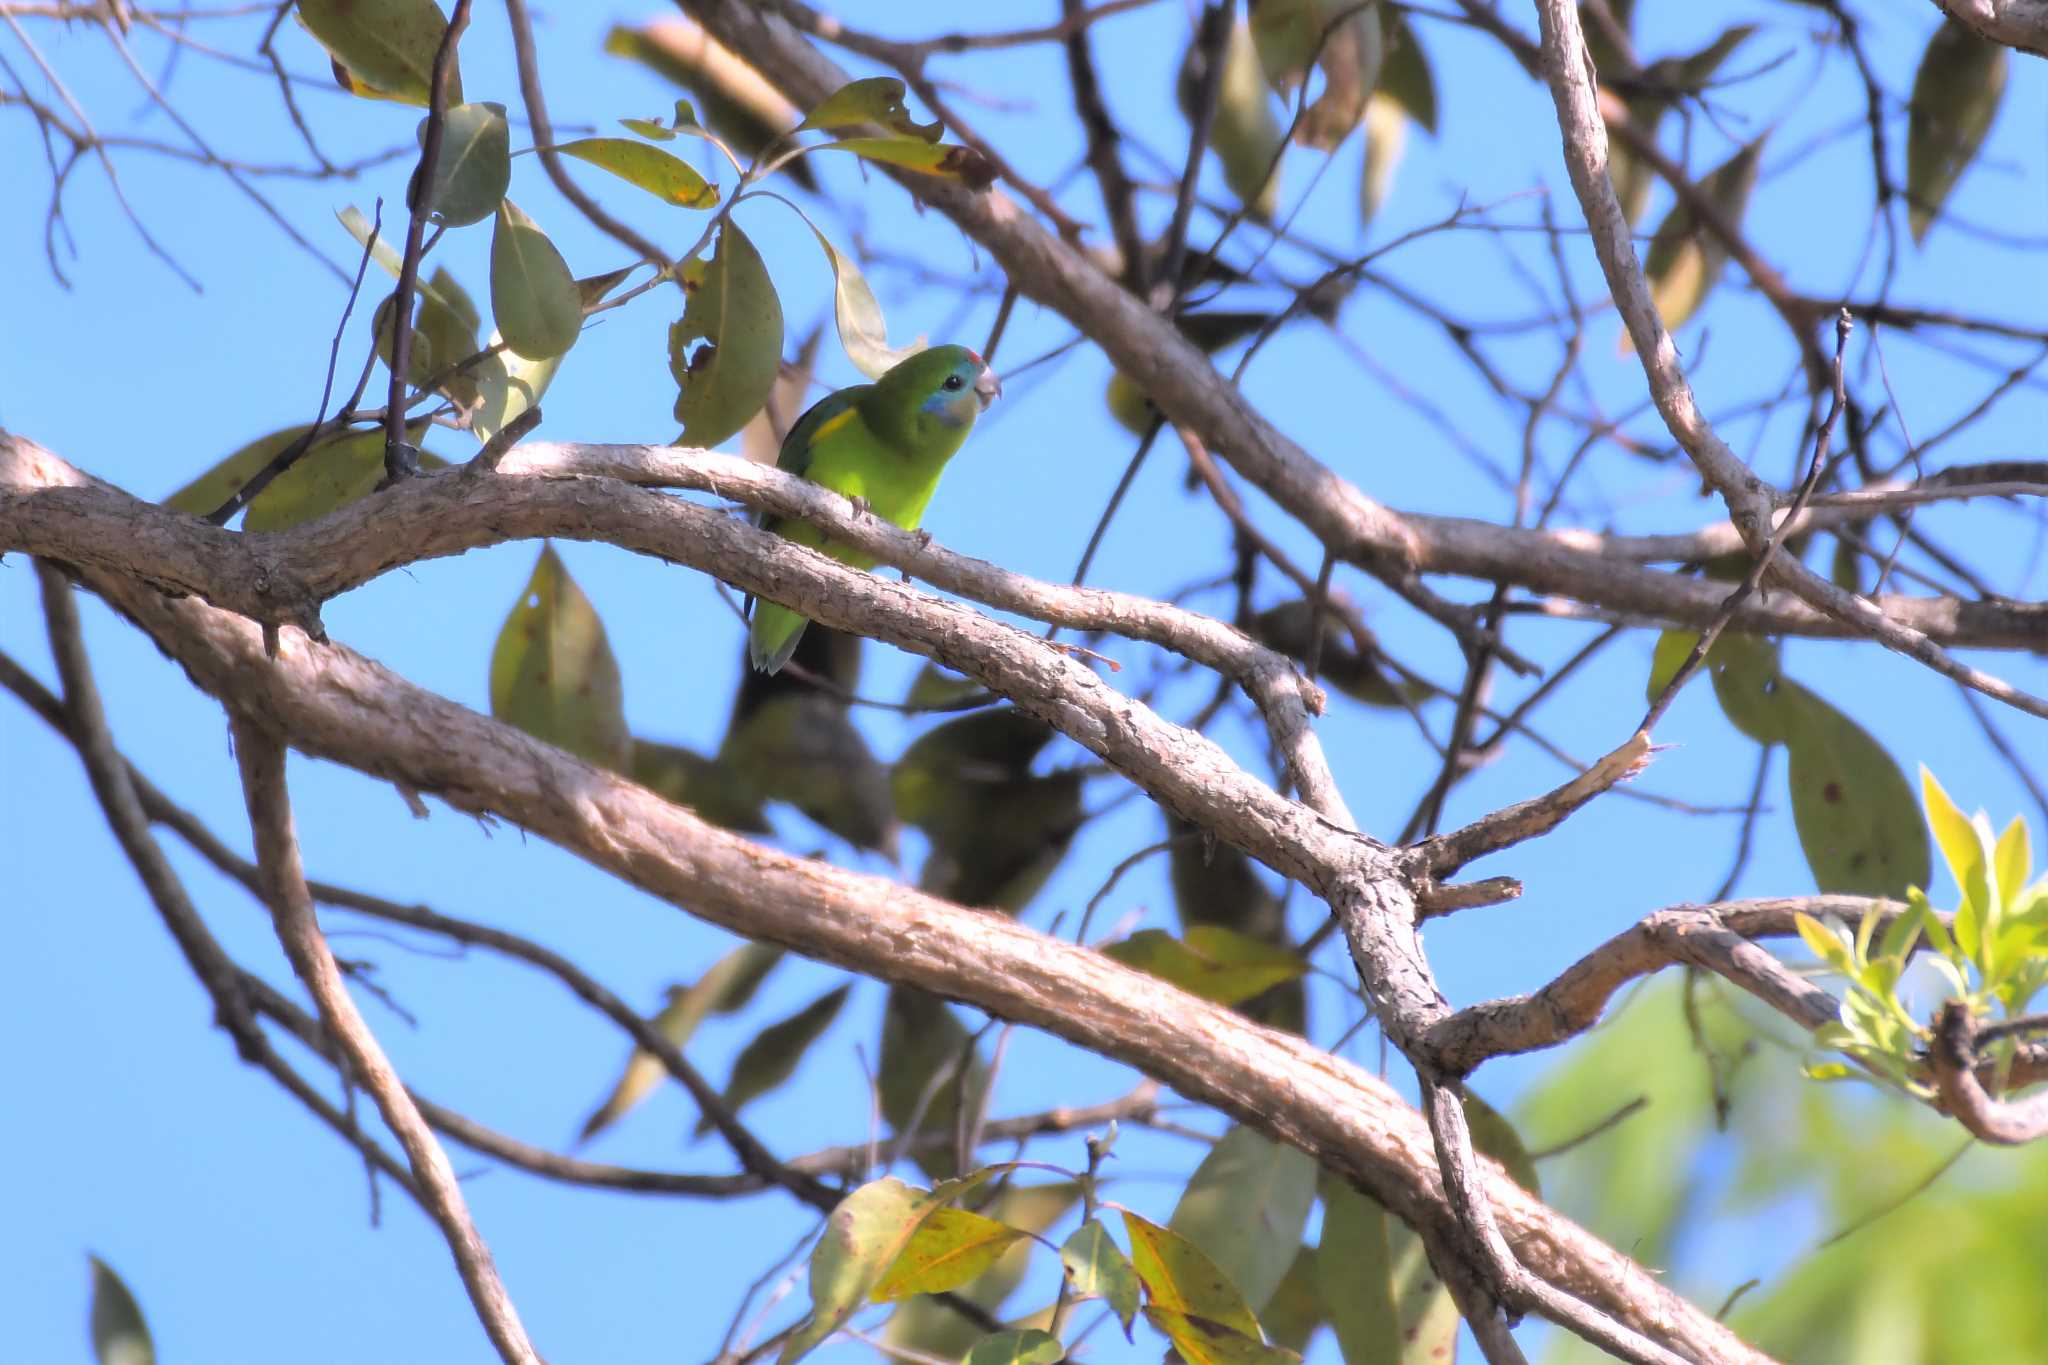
[[4, 2, 2045, 1362]]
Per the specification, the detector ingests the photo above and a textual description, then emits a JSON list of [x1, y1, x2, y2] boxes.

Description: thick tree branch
[[12, 476, 1764, 1364]]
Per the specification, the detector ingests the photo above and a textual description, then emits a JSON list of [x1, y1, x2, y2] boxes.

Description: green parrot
[[747, 344, 1002, 674]]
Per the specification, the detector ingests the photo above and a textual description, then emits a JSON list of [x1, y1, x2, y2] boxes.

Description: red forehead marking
[[966, 349, 984, 366]]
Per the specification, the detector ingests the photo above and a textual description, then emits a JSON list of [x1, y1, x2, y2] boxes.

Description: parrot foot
[[849, 494, 871, 519]]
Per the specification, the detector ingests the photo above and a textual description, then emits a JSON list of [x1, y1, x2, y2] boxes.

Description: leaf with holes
[[798, 77, 941, 139], [488, 544, 630, 771], [670, 220, 784, 446], [1062, 1221, 1141, 1335]]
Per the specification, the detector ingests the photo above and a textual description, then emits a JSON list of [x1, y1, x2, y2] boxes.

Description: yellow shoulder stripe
[[811, 407, 860, 444]]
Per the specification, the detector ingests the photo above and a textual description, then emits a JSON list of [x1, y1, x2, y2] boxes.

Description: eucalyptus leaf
[[416, 102, 509, 226], [696, 982, 851, 1135], [298, 0, 458, 106], [554, 137, 719, 208], [798, 76, 942, 140], [1782, 682, 1930, 899], [670, 220, 784, 446], [488, 544, 631, 771], [1906, 20, 2007, 244], [491, 199, 581, 361]]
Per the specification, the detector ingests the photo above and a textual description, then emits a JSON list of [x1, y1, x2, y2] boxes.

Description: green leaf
[[1141, 1306, 1301, 1365], [1359, 96, 1407, 227], [1906, 20, 2007, 244], [1783, 683, 1930, 898], [1121, 1211, 1261, 1339], [88, 1255, 154, 1365], [417, 266, 483, 403], [1377, 5, 1436, 133], [722, 692, 897, 855], [168, 420, 440, 534], [804, 222, 922, 380], [1314, 1174, 1402, 1365], [1994, 816, 2032, 911], [470, 330, 562, 445], [1249, 0, 1382, 150], [491, 200, 582, 360], [629, 741, 772, 832], [1707, 633, 1794, 745], [1646, 628, 1700, 704], [1169, 1125, 1317, 1314], [1256, 1247, 1323, 1353], [601, 20, 816, 190], [1102, 926, 1308, 1006], [780, 1175, 985, 1365], [893, 708, 1082, 913], [887, 1184, 1080, 1358], [670, 220, 784, 447], [1185, 20, 1285, 223], [961, 1329, 1064, 1365], [877, 985, 989, 1180], [298, 0, 459, 106], [1795, 911, 1855, 978], [797, 77, 942, 140], [1464, 1090, 1541, 1196], [574, 942, 783, 1142], [816, 137, 998, 188], [872, 1205, 1030, 1301], [161, 424, 315, 519], [1062, 1221, 1141, 1334], [1643, 138, 1763, 333], [1922, 766, 1992, 916], [416, 102, 509, 226], [697, 982, 851, 1134], [553, 137, 719, 208], [488, 544, 631, 771]]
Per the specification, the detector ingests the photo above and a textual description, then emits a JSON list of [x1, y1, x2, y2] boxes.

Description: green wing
[[756, 385, 872, 528]]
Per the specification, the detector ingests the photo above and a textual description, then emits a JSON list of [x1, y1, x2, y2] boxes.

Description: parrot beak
[[974, 367, 1003, 409]]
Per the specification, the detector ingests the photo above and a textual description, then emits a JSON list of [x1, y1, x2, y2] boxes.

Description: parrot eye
[[942, 374, 966, 391]]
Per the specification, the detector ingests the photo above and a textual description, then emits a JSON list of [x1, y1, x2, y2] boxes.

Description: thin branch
[[227, 715, 541, 1365]]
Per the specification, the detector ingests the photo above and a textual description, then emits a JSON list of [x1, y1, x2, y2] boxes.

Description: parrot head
[[877, 344, 1003, 437]]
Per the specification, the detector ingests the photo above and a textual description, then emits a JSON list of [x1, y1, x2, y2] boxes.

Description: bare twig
[[228, 716, 539, 1364]]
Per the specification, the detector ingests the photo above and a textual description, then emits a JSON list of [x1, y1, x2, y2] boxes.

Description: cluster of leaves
[[1648, 630, 1930, 898], [165, 4, 1002, 532], [1518, 976, 2048, 1363], [766, 1103, 1537, 1365], [1798, 771, 2047, 1097]]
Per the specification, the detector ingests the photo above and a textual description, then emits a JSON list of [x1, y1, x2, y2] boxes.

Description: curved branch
[[10, 453, 1766, 1365]]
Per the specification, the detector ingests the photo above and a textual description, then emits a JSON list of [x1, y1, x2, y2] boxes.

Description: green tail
[[748, 600, 810, 675]]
